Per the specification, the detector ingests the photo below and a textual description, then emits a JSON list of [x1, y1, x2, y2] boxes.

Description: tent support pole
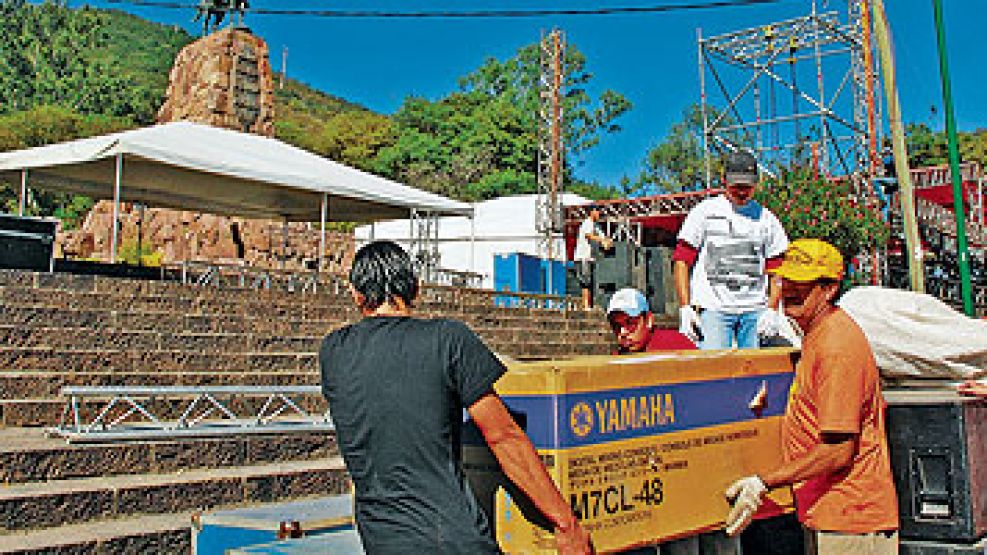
[[281, 217, 288, 270], [18, 169, 27, 216], [319, 193, 327, 273], [469, 210, 476, 275], [110, 154, 123, 264]]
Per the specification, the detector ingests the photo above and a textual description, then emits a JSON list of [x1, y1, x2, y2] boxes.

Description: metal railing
[[170, 260, 348, 294], [51, 385, 332, 443], [168, 260, 578, 310]]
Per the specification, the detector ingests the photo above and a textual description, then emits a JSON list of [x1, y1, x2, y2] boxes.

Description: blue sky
[[78, 0, 986, 186]]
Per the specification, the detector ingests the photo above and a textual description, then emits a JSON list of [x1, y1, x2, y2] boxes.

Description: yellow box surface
[[464, 348, 797, 554]]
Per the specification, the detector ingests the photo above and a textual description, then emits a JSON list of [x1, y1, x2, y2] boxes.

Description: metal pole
[[860, 0, 879, 174], [932, 0, 974, 316], [18, 169, 27, 216], [469, 211, 476, 275], [698, 27, 711, 189], [318, 193, 327, 273], [813, 0, 828, 173], [111, 154, 123, 264], [281, 217, 288, 270], [872, 0, 924, 292]]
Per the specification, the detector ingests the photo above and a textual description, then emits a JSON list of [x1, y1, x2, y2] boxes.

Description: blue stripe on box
[[464, 373, 793, 450]]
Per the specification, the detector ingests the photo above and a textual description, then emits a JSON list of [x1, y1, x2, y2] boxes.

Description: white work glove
[[756, 309, 782, 338], [724, 475, 767, 536], [678, 306, 702, 344]]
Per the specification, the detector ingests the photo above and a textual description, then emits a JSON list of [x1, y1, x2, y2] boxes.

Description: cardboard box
[[465, 348, 797, 553]]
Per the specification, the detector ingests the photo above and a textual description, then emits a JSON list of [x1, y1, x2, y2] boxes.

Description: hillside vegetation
[[0, 0, 621, 224]]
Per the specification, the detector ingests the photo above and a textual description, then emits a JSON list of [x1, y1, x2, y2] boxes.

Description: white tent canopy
[[0, 121, 471, 222]]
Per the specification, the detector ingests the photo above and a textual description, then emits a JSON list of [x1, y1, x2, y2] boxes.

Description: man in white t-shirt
[[672, 151, 789, 350], [573, 207, 612, 310]]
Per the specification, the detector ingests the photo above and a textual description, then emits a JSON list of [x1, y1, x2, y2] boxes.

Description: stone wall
[[156, 27, 275, 136], [58, 201, 355, 273]]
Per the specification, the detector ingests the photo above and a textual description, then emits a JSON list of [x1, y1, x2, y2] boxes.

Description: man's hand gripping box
[[464, 348, 797, 553]]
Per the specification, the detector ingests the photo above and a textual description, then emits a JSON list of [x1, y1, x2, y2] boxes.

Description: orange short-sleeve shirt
[[782, 308, 899, 533]]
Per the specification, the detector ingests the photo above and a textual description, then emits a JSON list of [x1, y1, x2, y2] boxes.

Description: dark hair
[[349, 240, 419, 310]]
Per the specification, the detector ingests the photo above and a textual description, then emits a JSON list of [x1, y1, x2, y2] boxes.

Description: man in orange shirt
[[722, 239, 899, 555]]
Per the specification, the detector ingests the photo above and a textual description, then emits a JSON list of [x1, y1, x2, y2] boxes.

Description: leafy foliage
[[756, 169, 889, 261], [905, 123, 987, 169], [375, 43, 631, 201], [630, 104, 745, 195], [116, 239, 163, 266]]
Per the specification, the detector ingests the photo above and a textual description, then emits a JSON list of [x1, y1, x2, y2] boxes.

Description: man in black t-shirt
[[320, 240, 592, 554]]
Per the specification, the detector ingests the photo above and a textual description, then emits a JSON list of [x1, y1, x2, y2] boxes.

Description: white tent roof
[[0, 121, 471, 222]]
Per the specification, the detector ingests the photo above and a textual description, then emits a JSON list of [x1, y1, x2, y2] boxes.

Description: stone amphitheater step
[[0, 512, 192, 554], [0, 305, 344, 336], [0, 427, 336, 485], [0, 325, 325, 353], [0, 286, 356, 321], [0, 270, 607, 325], [0, 371, 320, 399], [0, 455, 348, 533], [0, 347, 317, 374], [0, 324, 600, 355], [1, 394, 327, 427]]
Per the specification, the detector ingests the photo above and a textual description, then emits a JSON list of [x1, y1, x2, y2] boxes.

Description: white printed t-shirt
[[677, 195, 788, 313], [574, 217, 598, 262]]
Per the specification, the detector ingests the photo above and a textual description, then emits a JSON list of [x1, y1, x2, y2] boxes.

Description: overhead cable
[[104, 0, 780, 19]]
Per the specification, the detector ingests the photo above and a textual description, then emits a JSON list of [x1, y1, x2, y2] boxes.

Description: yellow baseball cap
[[769, 238, 844, 282]]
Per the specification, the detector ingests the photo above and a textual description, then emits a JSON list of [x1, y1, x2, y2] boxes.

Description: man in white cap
[[606, 288, 695, 353]]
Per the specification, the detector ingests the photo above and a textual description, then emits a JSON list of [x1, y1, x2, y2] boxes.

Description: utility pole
[[932, 0, 974, 316], [872, 0, 925, 293], [536, 29, 565, 263]]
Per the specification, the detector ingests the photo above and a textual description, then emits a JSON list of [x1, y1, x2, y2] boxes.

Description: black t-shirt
[[320, 316, 506, 554]]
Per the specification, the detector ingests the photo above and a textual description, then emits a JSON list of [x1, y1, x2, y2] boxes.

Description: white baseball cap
[[606, 288, 649, 317]]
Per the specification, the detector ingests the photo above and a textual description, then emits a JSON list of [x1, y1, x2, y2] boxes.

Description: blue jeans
[[700, 309, 762, 350]]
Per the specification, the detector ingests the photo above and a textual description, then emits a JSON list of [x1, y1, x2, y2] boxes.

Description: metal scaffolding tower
[[698, 1, 880, 184], [536, 29, 566, 261]]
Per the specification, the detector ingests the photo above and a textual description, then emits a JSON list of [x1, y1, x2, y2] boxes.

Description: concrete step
[[0, 371, 319, 399], [0, 456, 348, 532], [0, 394, 327, 428], [0, 427, 335, 484], [0, 512, 191, 554]]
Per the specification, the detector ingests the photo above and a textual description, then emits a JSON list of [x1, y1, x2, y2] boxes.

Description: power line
[[104, 0, 780, 19]]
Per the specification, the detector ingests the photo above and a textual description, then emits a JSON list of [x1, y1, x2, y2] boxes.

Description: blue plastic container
[[228, 528, 364, 554], [192, 495, 353, 555], [493, 252, 544, 307]]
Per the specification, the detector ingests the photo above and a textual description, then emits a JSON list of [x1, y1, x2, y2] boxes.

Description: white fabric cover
[[0, 122, 470, 222], [839, 286, 987, 380]]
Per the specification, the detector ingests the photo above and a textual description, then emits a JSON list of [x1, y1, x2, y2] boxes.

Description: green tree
[[632, 104, 744, 194], [312, 111, 396, 172], [376, 42, 631, 201]]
